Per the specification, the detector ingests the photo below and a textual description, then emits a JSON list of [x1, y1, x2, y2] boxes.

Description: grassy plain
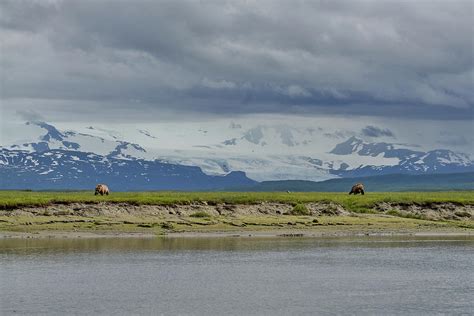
[[1, 191, 473, 212]]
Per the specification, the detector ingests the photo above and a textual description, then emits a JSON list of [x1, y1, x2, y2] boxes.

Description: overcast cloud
[[361, 125, 395, 138], [0, 0, 473, 122]]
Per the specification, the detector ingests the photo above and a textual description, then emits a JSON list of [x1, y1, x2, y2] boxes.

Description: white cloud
[[201, 78, 237, 89], [286, 85, 311, 98]]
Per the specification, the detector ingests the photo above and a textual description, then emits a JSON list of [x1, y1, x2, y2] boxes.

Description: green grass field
[[1, 191, 473, 213]]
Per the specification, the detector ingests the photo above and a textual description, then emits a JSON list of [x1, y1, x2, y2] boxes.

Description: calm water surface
[[1, 236, 473, 315]]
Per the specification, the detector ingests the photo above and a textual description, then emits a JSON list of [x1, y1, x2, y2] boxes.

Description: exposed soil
[[375, 202, 474, 221], [0, 201, 471, 221], [1, 201, 473, 239]]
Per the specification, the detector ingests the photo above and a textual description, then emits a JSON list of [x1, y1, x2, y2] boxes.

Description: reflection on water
[[2, 235, 473, 253], [1, 236, 473, 315]]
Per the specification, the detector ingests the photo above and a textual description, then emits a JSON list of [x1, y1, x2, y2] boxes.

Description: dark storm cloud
[[361, 126, 395, 138], [16, 109, 45, 122], [1, 0, 473, 121]]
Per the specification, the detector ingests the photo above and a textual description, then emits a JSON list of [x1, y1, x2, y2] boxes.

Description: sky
[[0, 0, 473, 152]]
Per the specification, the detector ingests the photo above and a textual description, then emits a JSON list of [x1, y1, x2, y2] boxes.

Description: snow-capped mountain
[[11, 122, 147, 159], [1, 120, 473, 190], [0, 148, 255, 191], [329, 136, 473, 177]]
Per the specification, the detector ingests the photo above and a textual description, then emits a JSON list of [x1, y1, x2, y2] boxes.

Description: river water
[[1, 236, 473, 315]]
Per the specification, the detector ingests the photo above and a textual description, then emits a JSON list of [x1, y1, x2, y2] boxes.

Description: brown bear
[[95, 184, 110, 196], [349, 183, 364, 195]]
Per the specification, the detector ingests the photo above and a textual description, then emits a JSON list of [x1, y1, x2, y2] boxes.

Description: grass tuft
[[189, 211, 211, 218], [289, 203, 310, 215], [161, 222, 174, 229], [386, 210, 425, 220]]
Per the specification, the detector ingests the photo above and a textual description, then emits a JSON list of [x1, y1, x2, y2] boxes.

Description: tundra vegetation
[[0, 191, 473, 236], [1, 191, 474, 210]]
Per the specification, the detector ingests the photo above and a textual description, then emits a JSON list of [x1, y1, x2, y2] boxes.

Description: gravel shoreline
[[1, 228, 473, 240]]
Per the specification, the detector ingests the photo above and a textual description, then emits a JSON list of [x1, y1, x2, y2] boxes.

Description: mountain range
[[0, 120, 473, 190], [0, 148, 255, 191]]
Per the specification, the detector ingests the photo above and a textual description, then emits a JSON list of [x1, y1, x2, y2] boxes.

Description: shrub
[[190, 211, 211, 218], [386, 210, 402, 217], [290, 204, 310, 216], [161, 222, 174, 229]]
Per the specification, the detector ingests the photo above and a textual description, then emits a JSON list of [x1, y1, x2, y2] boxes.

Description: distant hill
[[234, 172, 474, 192]]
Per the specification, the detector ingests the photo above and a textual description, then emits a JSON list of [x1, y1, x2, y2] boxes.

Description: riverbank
[[1, 198, 472, 238], [1, 191, 472, 237]]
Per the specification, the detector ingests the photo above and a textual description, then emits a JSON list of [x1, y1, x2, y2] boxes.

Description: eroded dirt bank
[[374, 202, 474, 220], [1, 201, 473, 221], [1, 201, 473, 239]]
